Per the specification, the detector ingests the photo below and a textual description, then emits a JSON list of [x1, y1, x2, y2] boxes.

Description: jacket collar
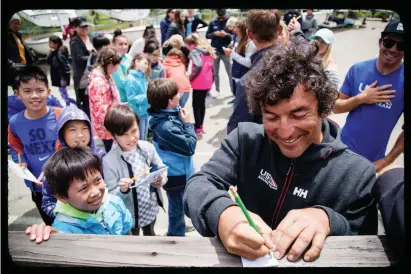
[[54, 188, 109, 220], [250, 44, 276, 66]]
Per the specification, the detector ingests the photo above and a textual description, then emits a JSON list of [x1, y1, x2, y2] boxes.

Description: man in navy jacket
[[206, 9, 232, 96]]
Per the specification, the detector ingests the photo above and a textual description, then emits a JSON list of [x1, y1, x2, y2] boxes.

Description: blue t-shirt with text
[[340, 58, 404, 162], [9, 107, 59, 192]]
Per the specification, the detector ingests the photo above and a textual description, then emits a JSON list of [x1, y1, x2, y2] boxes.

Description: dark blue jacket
[[206, 17, 232, 54], [160, 17, 172, 45], [148, 107, 196, 192], [227, 31, 308, 135]]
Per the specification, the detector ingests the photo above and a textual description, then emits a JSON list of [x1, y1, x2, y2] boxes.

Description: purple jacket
[[41, 105, 106, 218]]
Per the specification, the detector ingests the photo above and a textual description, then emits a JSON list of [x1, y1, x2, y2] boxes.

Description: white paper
[[129, 166, 168, 189], [8, 160, 38, 182], [241, 251, 279, 267]]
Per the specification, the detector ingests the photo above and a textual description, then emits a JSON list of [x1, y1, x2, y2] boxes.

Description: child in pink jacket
[[87, 48, 122, 152], [163, 48, 191, 107], [185, 34, 215, 135]]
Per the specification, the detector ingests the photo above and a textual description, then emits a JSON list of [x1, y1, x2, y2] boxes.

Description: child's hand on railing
[[26, 223, 57, 244]]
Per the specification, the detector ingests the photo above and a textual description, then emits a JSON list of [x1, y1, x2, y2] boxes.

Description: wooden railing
[[8, 232, 397, 267]]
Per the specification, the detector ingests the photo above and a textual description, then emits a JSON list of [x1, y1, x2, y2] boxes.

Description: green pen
[[229, 186, 260, 233]]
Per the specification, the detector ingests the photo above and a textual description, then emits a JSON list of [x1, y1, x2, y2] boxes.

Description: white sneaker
[[210, 90, 220, 98]]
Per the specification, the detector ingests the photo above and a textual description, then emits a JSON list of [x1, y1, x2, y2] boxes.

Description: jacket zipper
[[270, 159, 296, 228]]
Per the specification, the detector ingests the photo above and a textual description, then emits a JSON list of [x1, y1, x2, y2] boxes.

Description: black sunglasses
[[382, 38, 404, 52]]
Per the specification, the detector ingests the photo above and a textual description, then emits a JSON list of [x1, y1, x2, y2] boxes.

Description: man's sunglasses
[[382, 38, 404, 52]]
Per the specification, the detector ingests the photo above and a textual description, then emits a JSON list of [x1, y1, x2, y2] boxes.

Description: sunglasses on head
[[382, 38, 404, 51]]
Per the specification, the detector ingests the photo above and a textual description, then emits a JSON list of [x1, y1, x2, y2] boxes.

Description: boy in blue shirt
[[26, 147, 133, 242], [147, 78, 197, 236], [8, 65, 62, 225]]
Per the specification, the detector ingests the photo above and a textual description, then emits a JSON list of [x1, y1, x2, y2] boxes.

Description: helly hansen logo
[[258, 169, 278, 190], [293, 187, 308, 199]]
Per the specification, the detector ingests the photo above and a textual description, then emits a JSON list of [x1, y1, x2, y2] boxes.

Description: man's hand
[[19, 162, 28, 169], [222, 47, 232, 56], [26, 223, 57, 244], [288, 18, 301, 34], [218, 206, 274, 261], [179, 108, 190, 123], [358, 80, 395, 104], [271, 208, 330, 262], [220, 30, 227, 37], [151, 176, 163, 189], [119, 178, 133, 193], [374, 157, 391, 173], [214, 31, 223, 37]]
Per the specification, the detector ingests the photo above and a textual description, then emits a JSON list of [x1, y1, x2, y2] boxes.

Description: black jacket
[[227, 31, 308, 134], [184, 121, 378, 237], [7, 30, 35, 86], [46, 48, 71, 87], [206, 17, 232, 54], [7, 30, 34, 65], [70, 34, 92, 89], [372, 167, 404, 261], [165, 23, 185, 41], [283, 10, 303, 25], [184, 16, 208, 34]]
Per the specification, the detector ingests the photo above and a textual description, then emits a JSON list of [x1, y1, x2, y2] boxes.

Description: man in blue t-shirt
[[333, 20, 404, 173]]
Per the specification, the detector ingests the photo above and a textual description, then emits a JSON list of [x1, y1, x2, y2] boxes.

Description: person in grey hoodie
[[184, 40, 377, 262], [41, 105, 106, 219], [301, 9, 318, 39]]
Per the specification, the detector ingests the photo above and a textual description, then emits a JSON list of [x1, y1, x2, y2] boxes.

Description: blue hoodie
[[42, 105, 106, 218], [112, 53, 133, 103], [148, 107, 196, 192], [125, 69, 150, 117]]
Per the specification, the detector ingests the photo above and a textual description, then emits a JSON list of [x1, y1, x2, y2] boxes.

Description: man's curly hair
[[245, 41, 338, 116]]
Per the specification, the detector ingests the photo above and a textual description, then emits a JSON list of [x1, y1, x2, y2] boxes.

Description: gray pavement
[[8, 21, 401, 236]]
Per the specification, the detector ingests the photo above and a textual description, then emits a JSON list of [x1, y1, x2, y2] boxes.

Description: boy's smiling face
[[58, 170, 106, 212], [63, 120, 91, 148], [15, 79, 51, 114]]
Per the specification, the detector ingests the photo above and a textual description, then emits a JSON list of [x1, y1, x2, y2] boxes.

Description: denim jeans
[[138, 115, 149, 141], [179, 92, 190, 108], [166, 189, 186, 236]]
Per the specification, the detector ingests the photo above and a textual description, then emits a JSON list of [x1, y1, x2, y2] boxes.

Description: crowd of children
[[8, 14, 218, 237]]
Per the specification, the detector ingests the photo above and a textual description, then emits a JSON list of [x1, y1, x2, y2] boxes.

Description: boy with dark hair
[[103, 104, 167, 236], [26, 147, 133, 240], [8, 65, 62, 225], [147, 78, 197, 236]]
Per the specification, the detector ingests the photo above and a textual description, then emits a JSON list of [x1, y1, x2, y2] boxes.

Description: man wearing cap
[[206, 9, 233, 97], [7, 13, 35, 86], [333, 20, 404, 173]]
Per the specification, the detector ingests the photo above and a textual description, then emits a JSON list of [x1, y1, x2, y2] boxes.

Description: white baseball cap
[[310, 28, 335, 45]]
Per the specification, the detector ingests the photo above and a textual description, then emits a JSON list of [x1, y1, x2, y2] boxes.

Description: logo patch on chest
[[293, 187, 308, 199], [258, 169, 278, 190]]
